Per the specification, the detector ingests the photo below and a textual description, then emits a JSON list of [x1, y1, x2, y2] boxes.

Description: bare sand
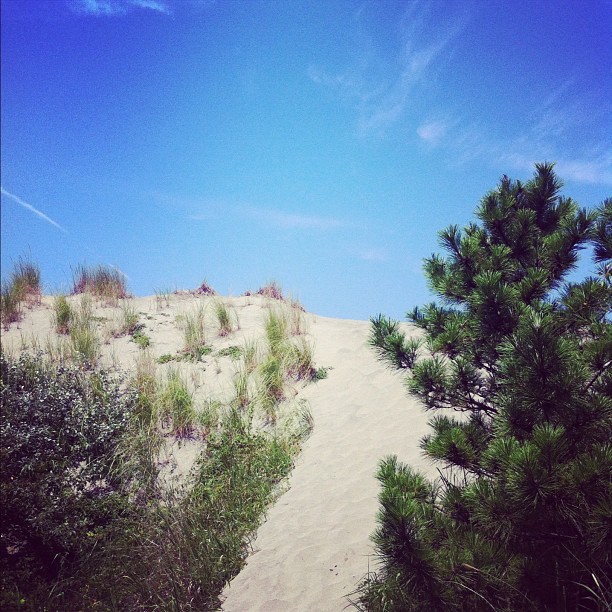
[[220, 314, 431, 611], [1, 293, 432, 611]]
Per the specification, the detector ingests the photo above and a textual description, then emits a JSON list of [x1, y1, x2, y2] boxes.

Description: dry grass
[[71, 263, 128, 304]]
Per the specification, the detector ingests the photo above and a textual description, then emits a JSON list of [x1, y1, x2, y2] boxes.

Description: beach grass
[[213, 299, 237, 336], [52, 294, 73, 334], [71, 263, 128, 303], [181, 304, 208, 360]]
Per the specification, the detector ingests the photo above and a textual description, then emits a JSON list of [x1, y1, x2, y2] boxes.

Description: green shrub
[[0, 352, 137, 607], [91, 410, 294, 610]]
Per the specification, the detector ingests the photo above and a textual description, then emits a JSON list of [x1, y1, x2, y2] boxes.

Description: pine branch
[[584, 359, 612, 392]]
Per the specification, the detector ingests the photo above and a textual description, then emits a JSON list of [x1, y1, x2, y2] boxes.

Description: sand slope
[[221, 315, 431, 611]]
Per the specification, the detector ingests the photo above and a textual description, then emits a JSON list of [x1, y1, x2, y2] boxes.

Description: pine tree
[[359, 164, 611, 611]]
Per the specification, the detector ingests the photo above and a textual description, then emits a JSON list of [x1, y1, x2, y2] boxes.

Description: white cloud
[[70, 0, 171, 16], [359, 248, 388, 262], [1, 187, 67, 233], [417, 120, 448, 145], [245, 207, 346, 231], [309, 4, 465, 137]]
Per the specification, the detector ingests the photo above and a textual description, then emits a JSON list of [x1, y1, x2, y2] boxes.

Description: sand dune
[[1, 293, 431, 610], [221, 314, 431, 611]]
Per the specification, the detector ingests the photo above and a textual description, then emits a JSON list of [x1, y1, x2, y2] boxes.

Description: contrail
[[1, 186, 67, 233]]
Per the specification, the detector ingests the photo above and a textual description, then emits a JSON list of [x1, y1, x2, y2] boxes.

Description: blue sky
[[1, 0, 610, 320]]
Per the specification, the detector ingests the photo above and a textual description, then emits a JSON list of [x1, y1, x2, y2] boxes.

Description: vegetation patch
[[71, 263, 128, 303], [217, 345, 242, 360], [1, 257, 41, 328]]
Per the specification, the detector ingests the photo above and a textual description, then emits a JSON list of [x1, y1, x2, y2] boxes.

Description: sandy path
[[221, 315, 431, 611]]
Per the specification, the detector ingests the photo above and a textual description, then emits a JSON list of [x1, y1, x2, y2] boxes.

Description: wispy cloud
[[358, 247, 389, 262], [1, 187, 67, 232], [417, 119, 449, 146], [70, 0, 171, 16], [308, 3, 465, 137], [245, 207, 346, 231], [427, 77, 612, 186]]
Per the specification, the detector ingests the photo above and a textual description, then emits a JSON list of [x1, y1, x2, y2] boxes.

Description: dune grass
[[71, 263, 128, 303], [213, 299, 237, 336], [286, 336, 316, 380], [12, 256, 41, 301], [68, 295, 100, 365], [158, 367, 196, 437], [52, 294, 73, 334], [1, 257, 41, 328], [180, 304, 209, 361], [0, 281, 22, 329]]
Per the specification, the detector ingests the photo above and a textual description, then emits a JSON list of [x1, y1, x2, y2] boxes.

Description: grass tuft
[[52, 294, 73, 334], [181, 304, 208, 360], [158, 367, 195, 437], [213, 299, 237, 336], [1, 256, 41, 328], [69, 295, 100, 365], [255, 280, 284, 301], [1, 281, 22, 329], [71, 263, 128, 303]]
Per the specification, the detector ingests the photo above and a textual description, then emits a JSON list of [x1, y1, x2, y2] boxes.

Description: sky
[[1, 0, 610, 320]]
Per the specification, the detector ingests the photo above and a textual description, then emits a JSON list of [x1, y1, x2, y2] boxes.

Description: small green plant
[[213, 299, 236, 336], [69, 322, 100, 365], [52, 294, 73, 334], [157, 368, 195, 436], [232, 366, 251, 410], [132, 330, 150, 349], [264, 309, 289, 357], [119, 300, 140, 335], [242, 338, 261, 373], [216, 345, 242, 360], [157, 353, 177, 364], [0, 257, 42, 328], [313, 366, 330, 381], [68, 295, 100, 365], [196, 399, 221, 431]]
